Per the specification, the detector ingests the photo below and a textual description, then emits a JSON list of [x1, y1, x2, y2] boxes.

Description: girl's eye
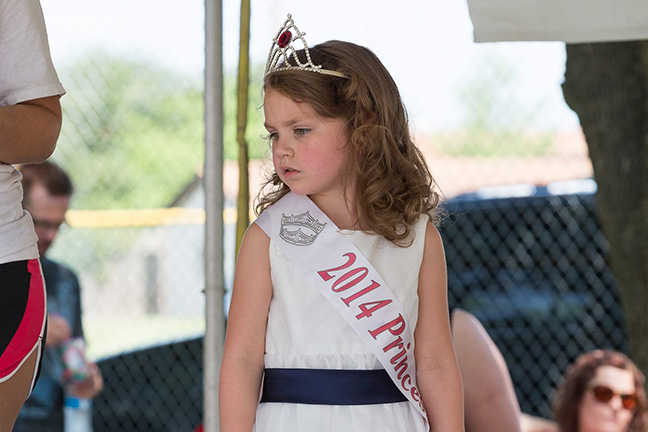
[[294, 128, 310, 136], [266, 132, 278, 142]]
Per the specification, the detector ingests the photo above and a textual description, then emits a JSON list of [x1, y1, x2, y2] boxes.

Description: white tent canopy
[[466, 0, 648, 43]]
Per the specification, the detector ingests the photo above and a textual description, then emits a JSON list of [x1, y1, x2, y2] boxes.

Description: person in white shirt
[[0, 0, 65, 430]]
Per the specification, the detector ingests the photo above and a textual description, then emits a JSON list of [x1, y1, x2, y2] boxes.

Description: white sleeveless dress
[[253, 217, 429, 432]]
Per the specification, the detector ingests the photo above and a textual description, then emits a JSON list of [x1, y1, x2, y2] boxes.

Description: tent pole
[[203, 0, 224, 430]]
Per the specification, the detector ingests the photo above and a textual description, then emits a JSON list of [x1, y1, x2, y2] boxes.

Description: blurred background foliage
[[55, 53, 267, 211]]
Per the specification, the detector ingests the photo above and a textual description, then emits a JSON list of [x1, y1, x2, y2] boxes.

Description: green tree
[[56, 52, 267, 211], [49, 53, 270, 275], [57, 52, 204, 209]]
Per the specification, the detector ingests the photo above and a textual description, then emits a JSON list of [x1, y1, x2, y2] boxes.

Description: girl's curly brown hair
[[256, 40, 441, 246], [552, 349, 647, 432]]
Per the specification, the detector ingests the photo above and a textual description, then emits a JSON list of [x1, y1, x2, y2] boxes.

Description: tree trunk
[[562, 41, 648, 375]]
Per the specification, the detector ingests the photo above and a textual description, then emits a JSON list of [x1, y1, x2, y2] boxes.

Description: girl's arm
[[219, 223, 272, 432], [452, 308, 522, 432], [0, 95, 62, 164], [415, 223, 465, 431]]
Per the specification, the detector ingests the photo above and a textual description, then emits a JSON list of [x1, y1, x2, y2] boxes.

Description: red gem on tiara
[[277, 30, 292, 48]]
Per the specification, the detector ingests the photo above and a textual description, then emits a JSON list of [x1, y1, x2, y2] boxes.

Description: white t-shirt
[[0, 0, 65, 263]]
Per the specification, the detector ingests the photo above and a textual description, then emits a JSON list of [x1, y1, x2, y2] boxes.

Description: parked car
[[93, 179, 628, 426], [439, 179, 627, 417]]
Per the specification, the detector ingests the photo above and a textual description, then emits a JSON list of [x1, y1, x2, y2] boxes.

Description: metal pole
[[235, 0, 251, 257], [204, 0, 224, 431]]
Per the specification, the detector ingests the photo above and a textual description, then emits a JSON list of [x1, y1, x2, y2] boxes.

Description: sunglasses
[[591, 385, 638, 411]]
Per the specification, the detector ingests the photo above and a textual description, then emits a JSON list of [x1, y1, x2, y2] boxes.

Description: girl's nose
[[273, 137, 293, 157]]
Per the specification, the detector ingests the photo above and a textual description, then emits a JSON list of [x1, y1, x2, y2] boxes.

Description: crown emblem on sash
[[280, 211, 326, 246]]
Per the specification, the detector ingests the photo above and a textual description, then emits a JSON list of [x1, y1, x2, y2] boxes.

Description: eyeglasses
[[591, 385, 638, 411]]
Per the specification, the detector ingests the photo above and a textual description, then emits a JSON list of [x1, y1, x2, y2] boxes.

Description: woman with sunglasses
[[552, 349, 647, 432]]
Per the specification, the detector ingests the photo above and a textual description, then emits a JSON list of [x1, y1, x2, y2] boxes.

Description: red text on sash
[[316, 252, 424, 410]]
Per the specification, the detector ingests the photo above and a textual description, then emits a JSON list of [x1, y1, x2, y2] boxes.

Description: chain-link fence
[[32, 0, 631, 430], [441, 182, 627, 418]]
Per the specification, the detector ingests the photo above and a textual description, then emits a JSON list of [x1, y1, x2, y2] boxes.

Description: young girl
[[219, 14, 464, 432]]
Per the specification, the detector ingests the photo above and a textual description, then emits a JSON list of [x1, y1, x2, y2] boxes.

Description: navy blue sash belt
[[260, 368, 408, 405]]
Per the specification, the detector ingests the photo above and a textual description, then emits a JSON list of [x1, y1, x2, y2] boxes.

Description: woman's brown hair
[[552, 349, 647, 432], [257, 40, 441, 246]]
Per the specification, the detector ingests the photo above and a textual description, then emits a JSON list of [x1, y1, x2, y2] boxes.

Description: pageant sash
[[255, 192, 427, 421]]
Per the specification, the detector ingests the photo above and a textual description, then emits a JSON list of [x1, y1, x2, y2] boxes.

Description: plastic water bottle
[[61, 337, 90, 382], [61, 337, 93, 431], [64, 396, 93, 432]]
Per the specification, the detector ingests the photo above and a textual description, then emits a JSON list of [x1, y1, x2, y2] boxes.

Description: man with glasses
[[14, 161, 103, 432]]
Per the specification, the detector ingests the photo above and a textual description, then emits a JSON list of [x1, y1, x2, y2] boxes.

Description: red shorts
[[0, 259, 46, 394]]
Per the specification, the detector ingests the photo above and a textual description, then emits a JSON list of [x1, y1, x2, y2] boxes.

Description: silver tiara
[[264, 14, 350, 79]]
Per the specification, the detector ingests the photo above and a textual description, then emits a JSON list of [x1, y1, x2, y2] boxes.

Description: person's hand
[[69, 363, 104, 399], [46, 314, 71, 346]]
